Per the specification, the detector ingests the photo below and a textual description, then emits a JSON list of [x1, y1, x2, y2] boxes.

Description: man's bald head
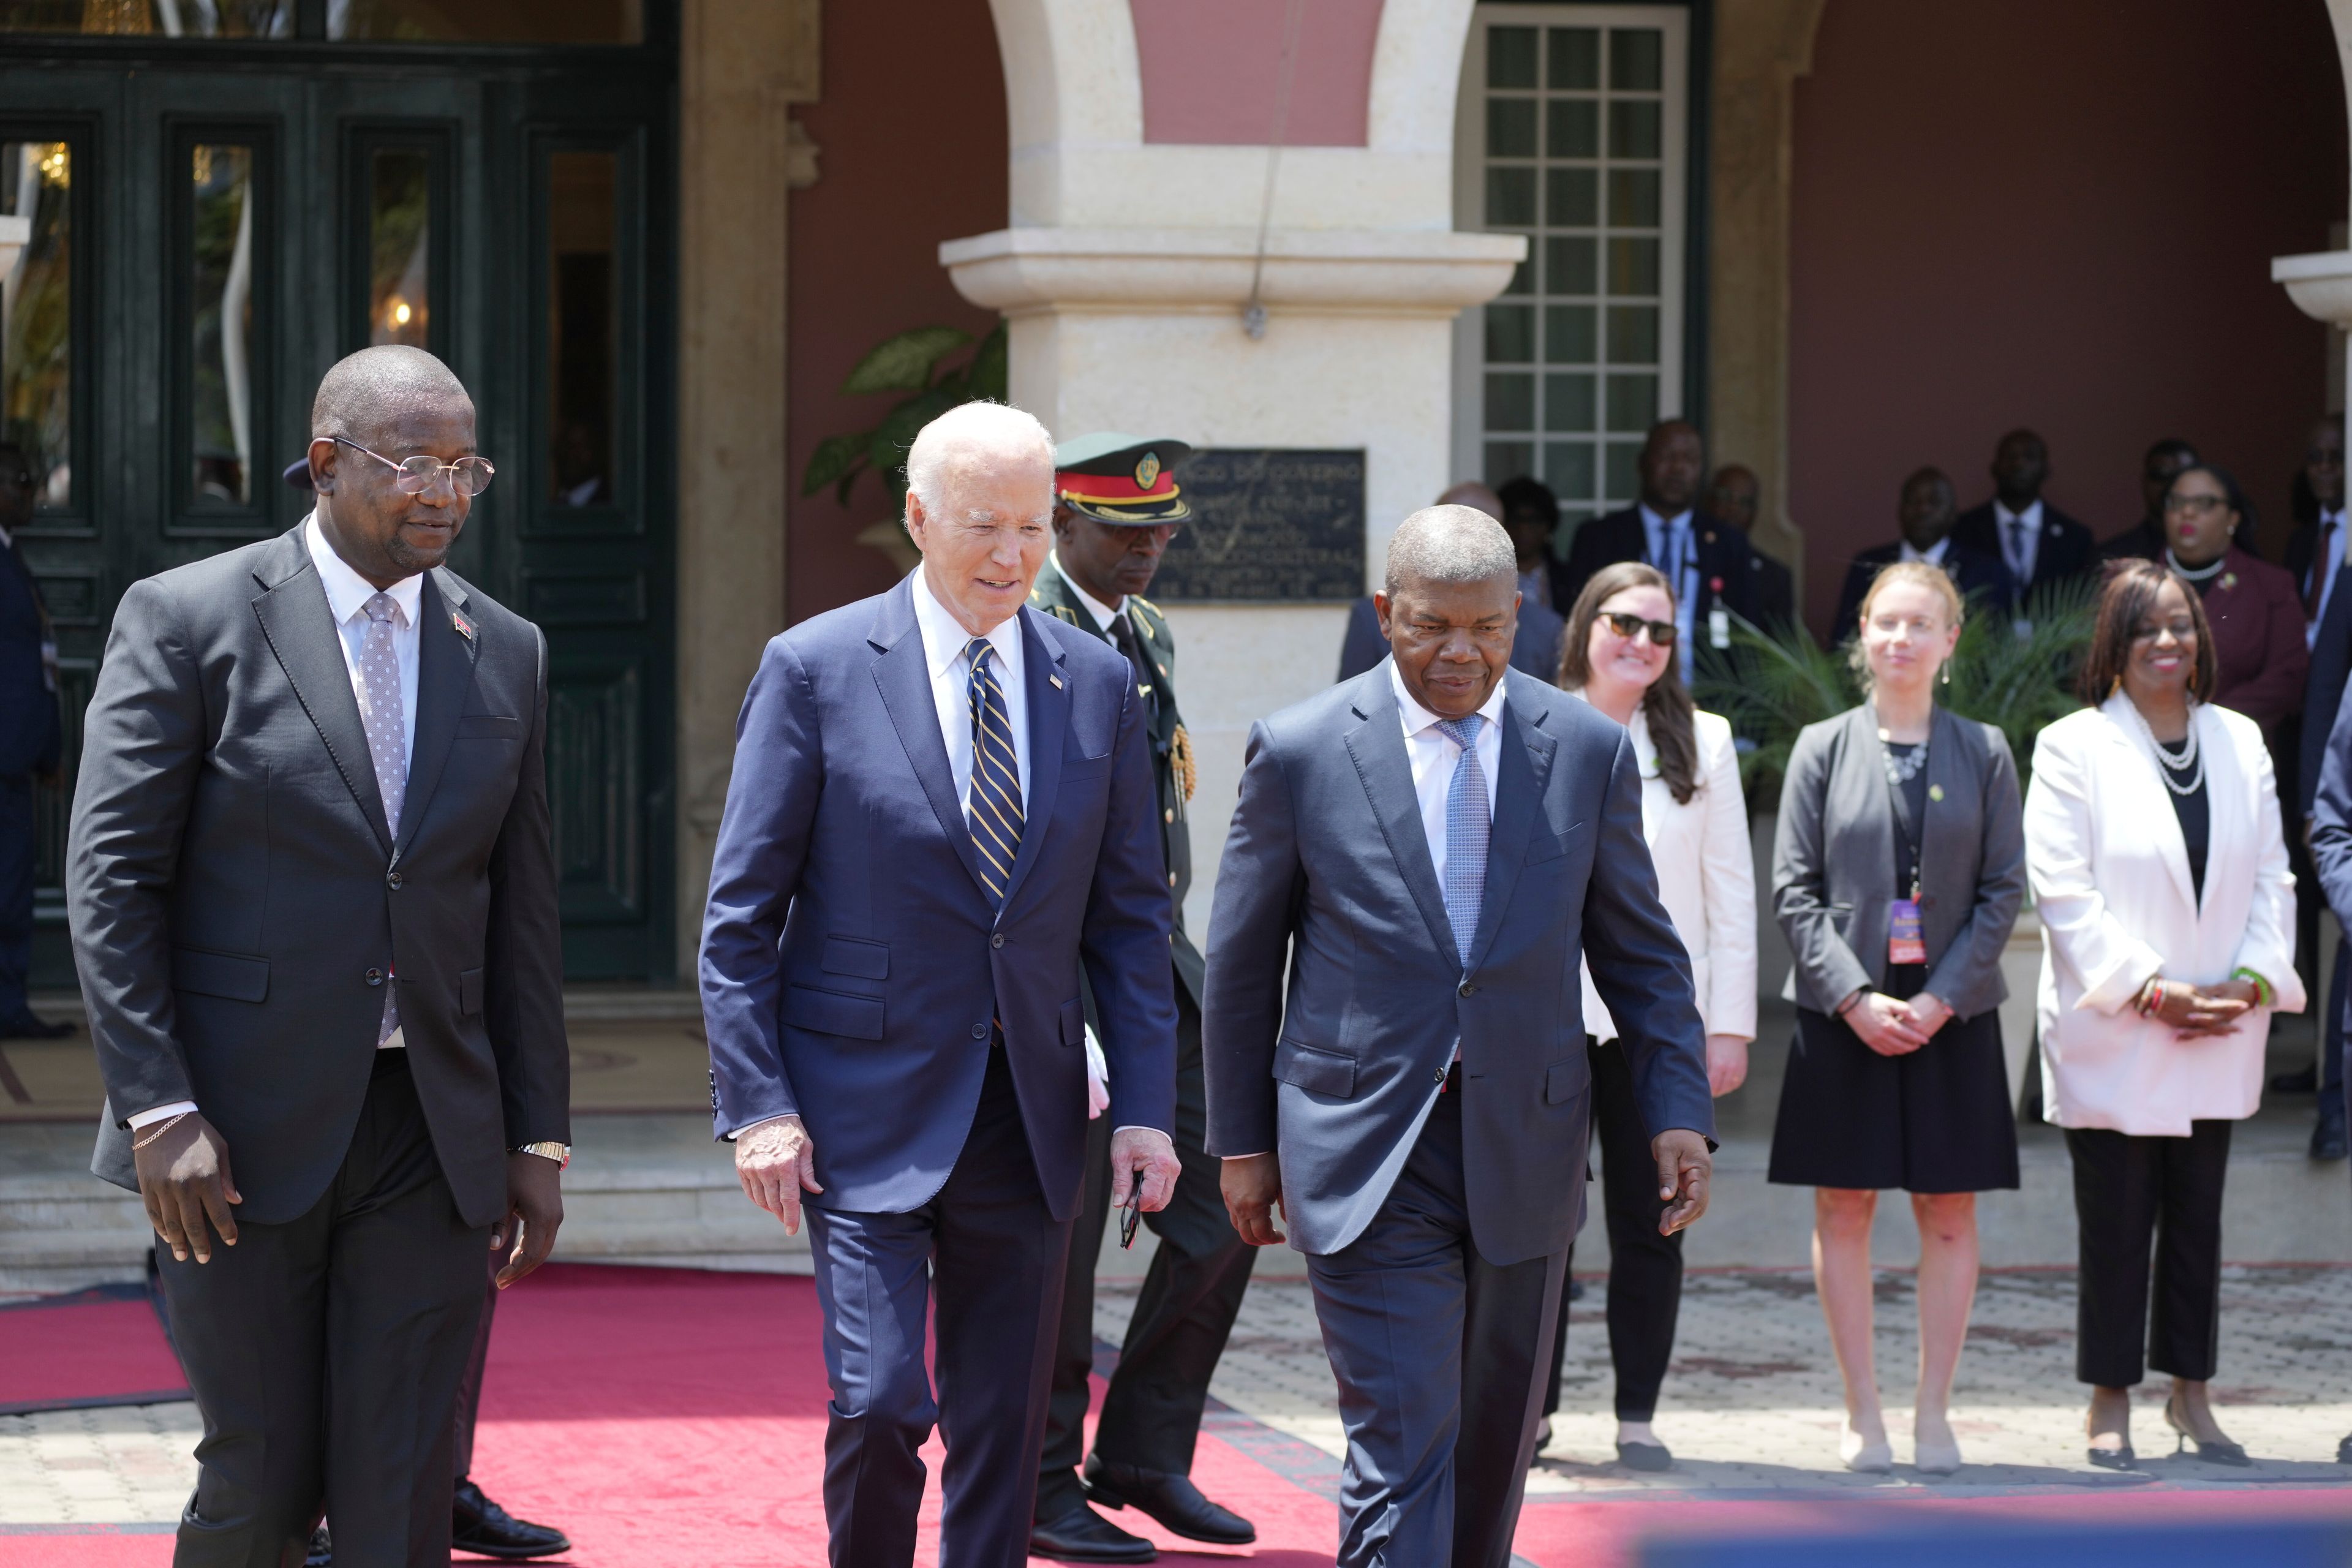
[[311, 345, 473, 447]]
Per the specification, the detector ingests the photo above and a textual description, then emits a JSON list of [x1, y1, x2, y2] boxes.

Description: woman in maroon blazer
[[2162, 463, 2308, 745]]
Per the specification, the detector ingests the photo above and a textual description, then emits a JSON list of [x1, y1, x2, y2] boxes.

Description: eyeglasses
[[330, 435, 495, 498], [2163, 492, 2226, 516], [1599, 610, 1677, 647], [2131, 618, 2198, 644]]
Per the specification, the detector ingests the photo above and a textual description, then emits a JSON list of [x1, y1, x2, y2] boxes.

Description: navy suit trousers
[[1305, 1083, 1573, 1568], [0, 773, 32, 1020], [806, 1046, 1075, 1568]]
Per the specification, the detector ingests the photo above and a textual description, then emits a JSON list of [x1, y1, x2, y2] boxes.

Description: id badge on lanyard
[[1888, 895, 1927, 965]]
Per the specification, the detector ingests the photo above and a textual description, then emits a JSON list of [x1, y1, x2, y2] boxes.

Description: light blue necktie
[[963, 638, 1024, 907], [1436, 714, 1489, 967]]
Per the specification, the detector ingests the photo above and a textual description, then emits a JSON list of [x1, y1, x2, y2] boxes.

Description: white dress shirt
[[1639, 505, 1700, 681], [910, 564, 1029, 814], [127, 516, 426, 1129], [1899, 537, 1952, 568], [1993, 499, 2044, 587], [1389, 660, 1505, 885], [2308, 507, 2345, 647]]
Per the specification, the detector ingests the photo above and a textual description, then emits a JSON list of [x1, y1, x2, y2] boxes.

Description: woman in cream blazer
[[1539, 560, 1755, 1474], [2027, 560, 2302, 1469]]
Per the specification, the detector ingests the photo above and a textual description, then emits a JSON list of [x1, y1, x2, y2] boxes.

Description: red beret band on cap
[[1057, 470, 1178, 504]]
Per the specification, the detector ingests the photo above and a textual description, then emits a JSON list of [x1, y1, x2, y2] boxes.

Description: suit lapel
[[997, 608, 1066, 913], [1465, 682, 1555, 972], [2101, 695, 2196, 911], [393, 571, 480, 860], [249, 529, 391, 853], [869, 578, 993, 899], [1340, 671, 1457, 961]]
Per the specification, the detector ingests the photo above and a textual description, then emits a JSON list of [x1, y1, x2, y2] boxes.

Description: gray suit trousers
[[1306, 1081, 1571, 1568], [156, 1051, 489, 1568]]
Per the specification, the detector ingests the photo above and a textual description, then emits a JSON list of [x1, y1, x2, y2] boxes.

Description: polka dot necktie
[[963, 638, 1023, 907], [1436, 714, 1488, 968], [355, 592, 408, 1044]]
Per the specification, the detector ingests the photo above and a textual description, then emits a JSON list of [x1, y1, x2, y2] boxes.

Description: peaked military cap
[[1054, 432, 1192, 526]]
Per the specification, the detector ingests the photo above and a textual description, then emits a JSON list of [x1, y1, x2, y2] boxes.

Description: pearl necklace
[[2163, 548, 2226, 584], [2124, 699, 2205, 797]]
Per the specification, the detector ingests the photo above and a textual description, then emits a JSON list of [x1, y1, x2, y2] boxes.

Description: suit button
[[386, 870, 402, 889], [991, 933, 1005, 949], [1458, 981, 1477, 997], [970, 1023, 989, 1040], [1433, 1066, 1447, 1084], [365, 968, 383, 987]]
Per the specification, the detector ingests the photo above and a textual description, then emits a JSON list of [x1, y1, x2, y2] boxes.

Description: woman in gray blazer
[[1771, 562, 2027, 1477]]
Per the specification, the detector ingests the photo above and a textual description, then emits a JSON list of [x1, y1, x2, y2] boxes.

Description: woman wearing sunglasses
[[1770, 562, 2026, 1475], [1533, 560, 1755, 1471]]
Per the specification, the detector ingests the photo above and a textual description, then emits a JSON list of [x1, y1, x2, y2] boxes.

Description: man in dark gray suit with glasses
[[1205, 504, 1715, 1567], [69, 345, 568, 1568]]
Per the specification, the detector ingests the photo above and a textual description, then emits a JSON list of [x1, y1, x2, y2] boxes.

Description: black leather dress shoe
[[2313, 1112, 2348, 1161], [0, 1012, 74, 1040], [451, 1481, 570, 1560], [1085, 1457, 1254, 1545], [1030, 1504, 1156, 1563], [305, 1525, 333, 1568]]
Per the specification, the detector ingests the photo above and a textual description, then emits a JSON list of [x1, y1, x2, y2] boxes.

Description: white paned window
[[1453, 6, 1689, 532]]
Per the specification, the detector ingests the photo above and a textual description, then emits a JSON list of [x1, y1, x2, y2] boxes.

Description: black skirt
[[1767, 965, 2021, 1193]]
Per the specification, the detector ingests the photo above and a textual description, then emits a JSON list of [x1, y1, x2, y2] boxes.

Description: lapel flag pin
[[1049, 673, 1064, 690], [1929, 783, 1945, 802], [452, 611, 474, 642]]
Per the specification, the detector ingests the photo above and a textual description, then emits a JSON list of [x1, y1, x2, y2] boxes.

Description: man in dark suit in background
[[2097, 437, 2199, 563], [1831, 467, 2011, 638], [2284, 417, 2351, 1157], [0, 443, 68, 1041], [1338, 481, 1566, 685], [69, 347, 570, 1567], [1556, 420, 1759, 679], [703, 402, 1182, 1568], [1208, 505, 1714, 1566], [1951, 428, 2095, 618], [1025, 434, 1256, 1562], [1705, 463, 1796, 631]]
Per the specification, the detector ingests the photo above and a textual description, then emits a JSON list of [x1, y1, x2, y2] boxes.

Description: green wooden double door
[[3, 45, 677, 984]]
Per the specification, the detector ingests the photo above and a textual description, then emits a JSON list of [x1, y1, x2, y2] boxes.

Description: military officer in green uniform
[[1028, 435, 1256, 1563]]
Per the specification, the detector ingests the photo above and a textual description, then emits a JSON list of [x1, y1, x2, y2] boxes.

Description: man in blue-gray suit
[[700, 401, 1183, 1568], [1205, 505, 1715, 1567]]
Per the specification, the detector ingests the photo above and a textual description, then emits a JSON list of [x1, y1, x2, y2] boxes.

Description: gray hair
[[1383, 504, 1518, 596], [312, 345, 472, 443], [904, 401, 1055, 516]]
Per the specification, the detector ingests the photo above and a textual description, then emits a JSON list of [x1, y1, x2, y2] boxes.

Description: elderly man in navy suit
[[1205, 505, 1715, 1567], [700, 401, 1182, 1568]]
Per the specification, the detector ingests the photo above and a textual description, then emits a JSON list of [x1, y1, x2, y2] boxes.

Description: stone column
[[1705, 0, 1828, 606], [945, 0, 1520, 930], [674, 0, 820, 977]]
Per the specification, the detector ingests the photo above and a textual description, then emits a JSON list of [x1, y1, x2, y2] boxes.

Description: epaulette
[[1128, 593, 1166, 628], [1030, 596, 1088, 631]]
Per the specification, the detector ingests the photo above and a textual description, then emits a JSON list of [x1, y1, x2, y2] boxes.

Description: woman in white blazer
[[2028, 559, 2302, 1470], [1532, 560, 1755, 1472]]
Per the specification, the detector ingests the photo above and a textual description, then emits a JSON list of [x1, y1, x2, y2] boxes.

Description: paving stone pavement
[[12, 1266, 2352, 1529], [1101, 1265, 2352, 1499]]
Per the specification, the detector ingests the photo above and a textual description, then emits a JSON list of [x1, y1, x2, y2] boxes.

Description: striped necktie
[[964, 637, 1024, 906]]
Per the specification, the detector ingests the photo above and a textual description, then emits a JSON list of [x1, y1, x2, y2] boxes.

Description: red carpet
[[9, 1264, 2352, 1566], [0, 1284, 187, 1416]]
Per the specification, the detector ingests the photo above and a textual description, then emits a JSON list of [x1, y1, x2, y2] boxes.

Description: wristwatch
[[514, 1141, 571, 1169]]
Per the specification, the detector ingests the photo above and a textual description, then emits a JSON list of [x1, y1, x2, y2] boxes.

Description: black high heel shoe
[[2164, 1392, 2250, 1466], [2086, 1442, 2137, 1471]]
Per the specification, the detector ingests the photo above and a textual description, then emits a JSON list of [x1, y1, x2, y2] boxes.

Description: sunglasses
[[1599, 610, 1677, 647], [330, 435, 496, 498]]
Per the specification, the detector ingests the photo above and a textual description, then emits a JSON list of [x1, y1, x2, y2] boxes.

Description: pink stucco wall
[[1131, 0, 1383, 146], [1787, 0, 2347, 639]]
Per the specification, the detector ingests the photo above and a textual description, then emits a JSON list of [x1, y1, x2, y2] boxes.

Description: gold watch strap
[[514, 1140, 571, 1169]]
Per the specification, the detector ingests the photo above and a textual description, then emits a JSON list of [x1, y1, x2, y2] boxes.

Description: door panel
[[4, 45, 676, 988]]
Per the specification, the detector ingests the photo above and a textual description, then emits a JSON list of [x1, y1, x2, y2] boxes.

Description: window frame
[[1450, 3, 1694, 524], [165, 118, 279, 537]]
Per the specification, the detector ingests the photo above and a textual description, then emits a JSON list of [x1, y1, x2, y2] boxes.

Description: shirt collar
[[1899, 537, 1951, 566], [306, 513, 422, 628], [1994, 498, 2043, 530], [910, 563, 1023, 681], [1640, 504, 1693, 540], [1049, 553, 1122, 633], [1388, 658, 1509, 740]]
